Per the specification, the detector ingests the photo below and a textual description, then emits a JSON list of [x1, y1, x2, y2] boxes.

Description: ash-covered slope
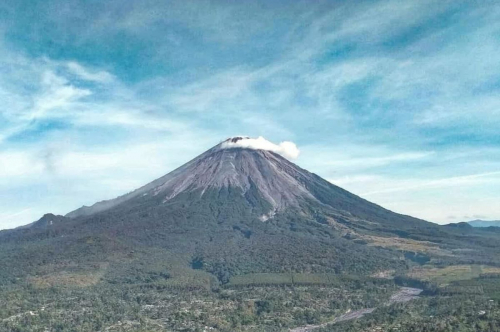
[[66, 137, 319, 219], [68, 137, 313, 218]]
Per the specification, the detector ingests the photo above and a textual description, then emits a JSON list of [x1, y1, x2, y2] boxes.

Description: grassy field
[[28, 271, 104, 288], [407, 265, 500, 285], [364, 235, 451, 256]]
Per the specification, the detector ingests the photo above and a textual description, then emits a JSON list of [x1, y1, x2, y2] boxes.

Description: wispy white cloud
[[66, 62, 115, 83], [362, 171, 500, 196], [31, 70, 92, 120], [0, 150, 45, 179], [321, 152, 433, 169]]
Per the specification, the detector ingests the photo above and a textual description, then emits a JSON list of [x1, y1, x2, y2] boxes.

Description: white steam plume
[[220, 136, 300, 159]]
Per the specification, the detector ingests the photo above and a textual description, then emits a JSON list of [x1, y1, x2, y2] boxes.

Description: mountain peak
[[218, 136, 300, 159], [224, 136, 251, 143], [66, 140, 311, 219]]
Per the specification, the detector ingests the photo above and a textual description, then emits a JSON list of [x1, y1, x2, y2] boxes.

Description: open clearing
[[407, 265, 500, 285], [364, 235, 452, 256]]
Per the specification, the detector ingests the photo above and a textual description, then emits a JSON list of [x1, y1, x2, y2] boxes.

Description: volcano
[[66, 137, 428, 229], [1, 137, 486, 285], [67, 136, 315, 219]]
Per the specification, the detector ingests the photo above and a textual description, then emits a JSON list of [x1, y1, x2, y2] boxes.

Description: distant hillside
[[467, 219, 500, 227]]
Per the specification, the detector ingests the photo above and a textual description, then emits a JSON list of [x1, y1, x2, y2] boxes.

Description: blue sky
[[1, 0, 500, 229]]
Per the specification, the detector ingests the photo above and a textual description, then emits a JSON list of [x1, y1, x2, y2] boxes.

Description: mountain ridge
[[467, 219, 500, 227]]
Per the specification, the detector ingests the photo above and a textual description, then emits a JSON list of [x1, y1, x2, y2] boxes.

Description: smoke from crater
[[220, 136, 300, 159]]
